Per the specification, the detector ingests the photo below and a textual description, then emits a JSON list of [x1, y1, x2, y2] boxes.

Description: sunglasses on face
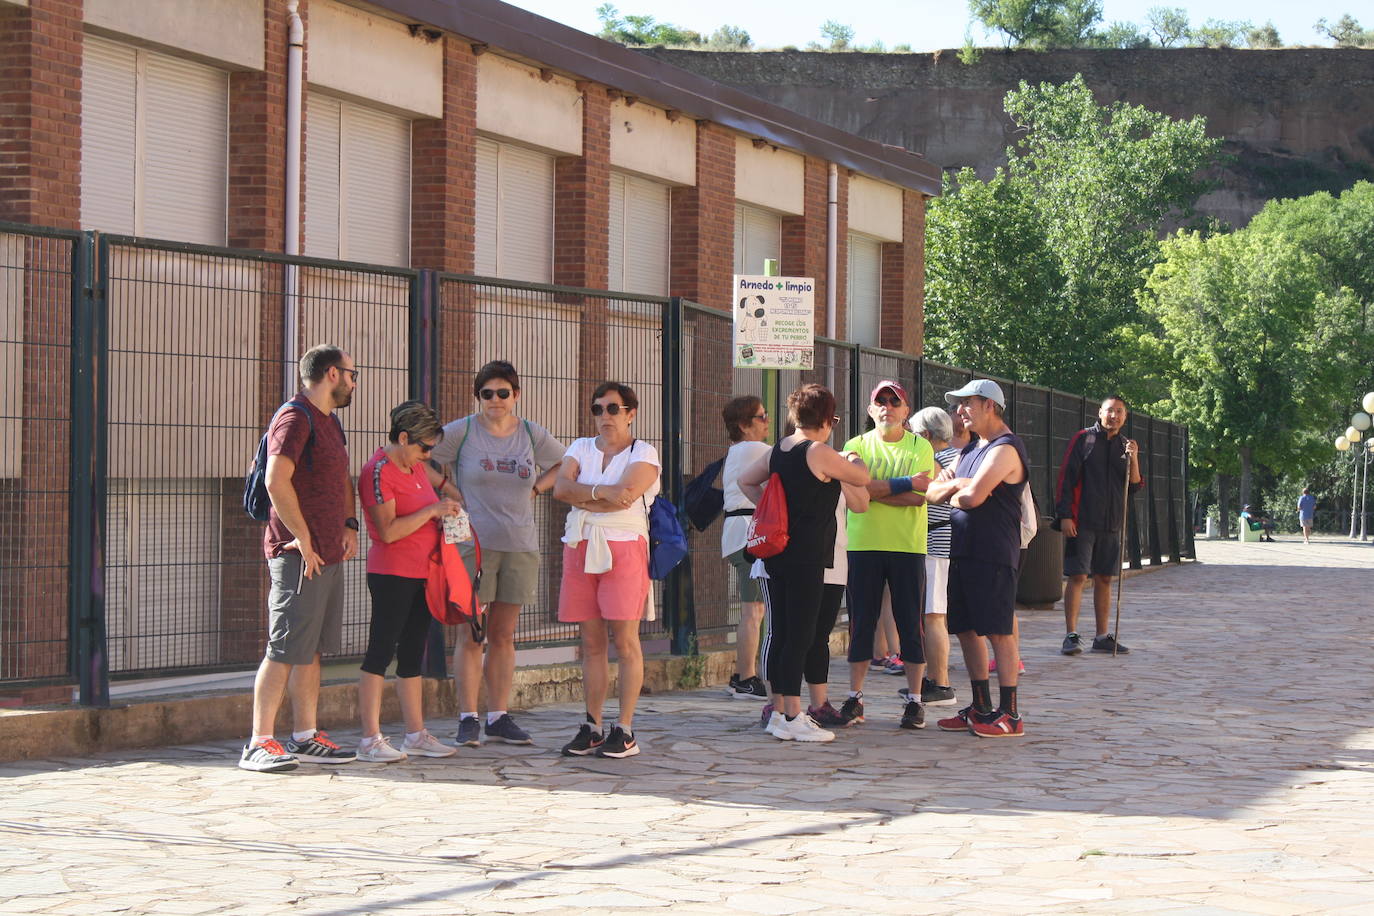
[[590, 403, 628, 416], [410, 437, 436, 453], [339, 367, 359, 382], [873, 395, 903, 408], [479, 388, 513, 400]]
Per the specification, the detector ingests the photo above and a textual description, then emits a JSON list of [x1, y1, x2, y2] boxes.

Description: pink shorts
[[558, 538, 651, 622]]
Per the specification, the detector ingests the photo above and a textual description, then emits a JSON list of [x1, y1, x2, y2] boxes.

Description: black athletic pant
[[361, 573, 431, 678], [760, 559, 827, 696]]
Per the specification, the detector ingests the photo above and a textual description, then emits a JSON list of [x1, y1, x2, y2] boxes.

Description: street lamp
[[1337, 435, 1357, 538], [1365, 392, 1374, 414], [1363, 438, 1374, 540]]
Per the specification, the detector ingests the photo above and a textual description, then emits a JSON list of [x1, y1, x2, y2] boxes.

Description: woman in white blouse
[[552, 381, 660, 760]]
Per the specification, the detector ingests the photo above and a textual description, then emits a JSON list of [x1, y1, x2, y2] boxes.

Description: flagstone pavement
[[2, 536, 1372, 915]]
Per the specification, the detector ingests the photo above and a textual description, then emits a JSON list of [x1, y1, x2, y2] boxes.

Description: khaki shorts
[[727, 548, 762, 603], [265, 554, 344, 665], [458, 542, 541, 606]]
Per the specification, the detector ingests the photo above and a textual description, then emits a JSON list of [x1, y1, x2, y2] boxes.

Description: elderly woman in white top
[[552, 381, 660, 760], [720, 394, 772, 700]]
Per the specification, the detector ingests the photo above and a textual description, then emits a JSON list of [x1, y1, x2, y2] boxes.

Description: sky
[[502, 1, 1359, 51]]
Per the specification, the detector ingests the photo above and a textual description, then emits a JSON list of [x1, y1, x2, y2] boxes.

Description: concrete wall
[[643, 47, 1374, 228]]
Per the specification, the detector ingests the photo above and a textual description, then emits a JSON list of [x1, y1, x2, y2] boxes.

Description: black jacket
[[1053, 423, 1144, 532]]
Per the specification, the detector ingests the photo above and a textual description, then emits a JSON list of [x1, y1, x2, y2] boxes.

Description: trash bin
[[1017, 519, 1062, 608]]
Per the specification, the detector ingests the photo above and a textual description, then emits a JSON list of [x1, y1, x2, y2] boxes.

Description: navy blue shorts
[[1063, 528, 1121, 578], [946, 557, 1017, 637], [845, 551, 925, 665]]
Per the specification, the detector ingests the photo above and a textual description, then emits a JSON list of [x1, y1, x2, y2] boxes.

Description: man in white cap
[[926, 380, 1030, 738], [836, 380, 934, 731]]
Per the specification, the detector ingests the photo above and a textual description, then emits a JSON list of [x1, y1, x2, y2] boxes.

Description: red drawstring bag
[[745, 472, 789, 559], [425, 533, 485, 643]]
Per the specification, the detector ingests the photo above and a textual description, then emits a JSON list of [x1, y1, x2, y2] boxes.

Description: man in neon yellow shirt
[[836, 381, 934, 731]]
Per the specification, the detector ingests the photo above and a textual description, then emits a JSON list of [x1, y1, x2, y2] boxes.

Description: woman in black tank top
[[739, 385, 870, 743]]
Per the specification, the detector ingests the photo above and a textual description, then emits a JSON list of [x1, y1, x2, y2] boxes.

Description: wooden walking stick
[[1112, 444, 1133, 657]]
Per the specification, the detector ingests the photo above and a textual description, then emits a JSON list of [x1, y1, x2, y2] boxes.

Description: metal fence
[[0, 221, 1192, 704]]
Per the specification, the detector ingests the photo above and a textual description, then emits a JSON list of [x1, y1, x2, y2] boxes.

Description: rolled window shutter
[[342, 104, 410, 266], [81, 36, 138, 234], [474, 137, 499, 275], [304, 95, 341, 259], [608, 172, 627, 291], [744, 206, 781, 274], [142, 53, 228, 244], [733, 204, 745, 274], [496, 144, 553, 283], [847, 234, 881, 347], [623, 175, 669, 296]]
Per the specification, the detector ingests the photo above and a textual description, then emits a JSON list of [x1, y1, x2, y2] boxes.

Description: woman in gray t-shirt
[[430, 361, 565, 748]]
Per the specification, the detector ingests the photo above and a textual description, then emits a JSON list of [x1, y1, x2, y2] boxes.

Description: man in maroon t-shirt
[[239, 344, 360, 773]]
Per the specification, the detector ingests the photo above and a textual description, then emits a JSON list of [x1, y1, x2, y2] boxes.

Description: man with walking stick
[[1053, 396, 1142, 656]]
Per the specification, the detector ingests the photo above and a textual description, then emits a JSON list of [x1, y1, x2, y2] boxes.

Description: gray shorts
[[266, 554, 344, 665], [459, 542, 541, 606], [727, 548, 762, 603]]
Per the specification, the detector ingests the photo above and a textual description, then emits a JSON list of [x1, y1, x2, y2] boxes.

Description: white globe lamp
[[1346, 426, 1362, 443], [1354, 412, 1372, 431], [1337, 436, 1351, 451], [1364, 392, 1374, 414]]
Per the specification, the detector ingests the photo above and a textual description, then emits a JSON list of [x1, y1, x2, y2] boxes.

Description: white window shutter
[[608, 172, 627, 291], [496, 144, 553, 283], [304, 95, 341, 259], [81, 36, 138, 234], [474, 137, 499, 275], [623, 175, 669, 296], [141, 53, 228, 245], [342, 104, 410, 266], [744, 206, 781, 275], [733, 203, 745, 274], [847, 233, 881, 347]]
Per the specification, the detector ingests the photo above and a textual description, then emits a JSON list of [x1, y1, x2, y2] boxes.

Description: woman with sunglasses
[[355, 401, 463, 762], [430, 361, 566, 749], [738, 384, 871, 742], [552, 381, 661, 759], [719, 395, 772, 700]]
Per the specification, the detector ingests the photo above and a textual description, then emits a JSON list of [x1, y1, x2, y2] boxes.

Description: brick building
[[0, 0, 940, 685]]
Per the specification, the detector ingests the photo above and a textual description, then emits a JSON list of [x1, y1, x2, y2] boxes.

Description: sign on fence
[[732, 274, 815, 369]]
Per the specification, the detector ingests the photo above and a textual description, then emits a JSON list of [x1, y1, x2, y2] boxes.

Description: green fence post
[[71, 231, 109, 707]]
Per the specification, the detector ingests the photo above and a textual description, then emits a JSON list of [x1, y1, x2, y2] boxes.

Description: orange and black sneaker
[[285, 730, 356, 764], [597, 725, 641, 758], [238, 738, 298, 773], [560, 720, 604, 757], [969, 710, 1025, 738]]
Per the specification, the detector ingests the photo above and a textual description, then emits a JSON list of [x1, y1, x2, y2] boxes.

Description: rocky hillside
[[643, 47, 1374, 227]]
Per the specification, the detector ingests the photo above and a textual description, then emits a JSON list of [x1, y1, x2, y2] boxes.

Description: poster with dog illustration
[[732, 275, 815, 369]]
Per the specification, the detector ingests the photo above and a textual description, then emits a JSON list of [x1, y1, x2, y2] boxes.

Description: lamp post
[[1337, 434, 1356, 538], [1363, 438, 1374, 541]]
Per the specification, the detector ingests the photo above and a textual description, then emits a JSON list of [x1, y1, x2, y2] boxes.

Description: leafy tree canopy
[[924, 75, 1220, 394]]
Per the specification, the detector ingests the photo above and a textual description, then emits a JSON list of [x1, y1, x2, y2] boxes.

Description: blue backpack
[[630, 440, 689, 579], [681, 456, 725, 532], [242, 398, 340, 521]]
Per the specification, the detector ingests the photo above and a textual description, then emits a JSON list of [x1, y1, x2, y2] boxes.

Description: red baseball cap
[[869, 380, 909, 405]]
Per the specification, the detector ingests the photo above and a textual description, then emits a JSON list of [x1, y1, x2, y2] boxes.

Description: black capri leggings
[[361, 573, 431, 678], [760, 560, 831, 696]]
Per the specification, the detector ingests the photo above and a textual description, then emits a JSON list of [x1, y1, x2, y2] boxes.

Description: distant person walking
[[1053, 396, 1142, 657], [1297, 488, 1316, 544]]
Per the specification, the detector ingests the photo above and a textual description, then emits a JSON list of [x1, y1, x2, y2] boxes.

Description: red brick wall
[[227, 0, 296, 252], [0, 0, 83, 228], [669, 120, 734, 311], [780, 157, 849, 338], [553, 84, 610, 290], [412, 37, 477, 276], [880, 190, 925, 355]]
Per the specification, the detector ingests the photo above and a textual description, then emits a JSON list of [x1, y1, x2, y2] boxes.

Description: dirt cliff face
[[643, 47, 1374, 227]]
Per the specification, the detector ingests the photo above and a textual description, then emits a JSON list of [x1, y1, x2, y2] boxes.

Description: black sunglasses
[[873, 395, 903, 407], [339, 367, 359, 381], [590, 403, 628, 416], [479, 388, 513, 400], [409, 436, 436, 453]]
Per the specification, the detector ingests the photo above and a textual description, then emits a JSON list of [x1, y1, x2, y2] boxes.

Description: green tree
[[1316, 14, 1374, 47], [1139, 230, 1370, 507], [1245, 21, 1282, 48], [705, 25, 752, 50], [819, 20, 855, 49], [1146, 6, 1190, 47], [1089, 21, 1152, 48], [595, 4, 702, 45], [925, 75, 1221, 395], [968, 0, 1062, 45], [1191, 18, 1248, 48]]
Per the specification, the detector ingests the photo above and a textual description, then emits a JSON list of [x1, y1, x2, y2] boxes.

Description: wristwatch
[[344, 517, 360, 531]]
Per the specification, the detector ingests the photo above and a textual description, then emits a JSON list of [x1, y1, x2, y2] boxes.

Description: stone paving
[[3, 536, 1373, 915]]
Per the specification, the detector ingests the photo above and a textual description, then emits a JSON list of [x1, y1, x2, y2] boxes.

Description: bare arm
[[807, 442, 871, 486], [950, 444, 1024, 510], [554, 457, 658, 512], [265, 454, 323, 578], [363, 495, 461, 544], [532, 461, 562, 497], [841, 480, 870, 513], [869, 472, 933, 507], [424, 461, 464, 504], [738, 449, 772, 505]]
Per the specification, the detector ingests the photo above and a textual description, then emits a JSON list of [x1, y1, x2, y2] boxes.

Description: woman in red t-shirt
[[355, 401, 462, 763]]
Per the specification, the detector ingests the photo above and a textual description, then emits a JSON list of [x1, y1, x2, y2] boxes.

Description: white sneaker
[[357, 735, 407, 763], [779, 713, 835, 743], [765, 711, 794, 741], [401, 730, 457, 758]]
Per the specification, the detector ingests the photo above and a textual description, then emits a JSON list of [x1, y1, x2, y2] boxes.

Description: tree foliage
[[1138, 229, 1371, 505], [594, 4, 751, 48], [924, 75, 1220, 394], [1146, 6, 1190, 47], [1316, 15, 1374, 47]]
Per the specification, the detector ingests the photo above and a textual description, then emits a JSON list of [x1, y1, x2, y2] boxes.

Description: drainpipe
[[283, 2, 304, 396], [826, 163, 838, 340]]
